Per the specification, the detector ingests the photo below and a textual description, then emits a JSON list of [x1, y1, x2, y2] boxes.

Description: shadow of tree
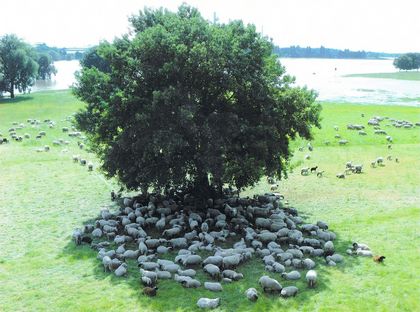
[[0, 95, 33, 104], [61, 206, 362, 312]]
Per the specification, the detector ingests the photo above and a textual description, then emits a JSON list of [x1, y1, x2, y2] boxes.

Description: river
[[31, 59, 420, 106]]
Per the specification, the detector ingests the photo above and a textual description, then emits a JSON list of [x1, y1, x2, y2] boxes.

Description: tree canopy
[[0, 34, 39, 98], [393, 53, 420, 71], [73, 5, 321, 199], [37, 53, 57, 80]]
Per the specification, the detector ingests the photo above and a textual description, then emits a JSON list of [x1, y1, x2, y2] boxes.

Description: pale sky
[[1, 0, 419, 53]]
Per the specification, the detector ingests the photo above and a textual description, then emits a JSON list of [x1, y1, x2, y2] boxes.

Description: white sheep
[[245, 288, 259, 301], [259, 275, 282, 292], [306, 270, 317, 288], [281, 271, 301, 280], [196, 298, 220, 309], [114, 263, 128, 277], [203, 264, 221, 279], [281, 286, 298, 297], [204, 282, 223, 292]]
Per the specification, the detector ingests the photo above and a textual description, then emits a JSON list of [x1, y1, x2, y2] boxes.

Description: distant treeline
[[274, 45, 400, 59], [34, 43, 84, 61]]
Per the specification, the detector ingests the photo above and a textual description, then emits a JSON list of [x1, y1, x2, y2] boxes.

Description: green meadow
[[0, 91, 419, 311], [345, 71, 420, 81]]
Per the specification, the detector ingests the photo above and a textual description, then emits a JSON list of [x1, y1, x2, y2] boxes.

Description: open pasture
[[0, 91, 419, 311]]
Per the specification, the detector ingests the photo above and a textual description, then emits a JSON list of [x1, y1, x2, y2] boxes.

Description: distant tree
[[36, 53, 57, 80], [73, 5, 321, 200], [79, 46, 110, 72], [0, 34, 38, 98], [393, 53, 420, 71]]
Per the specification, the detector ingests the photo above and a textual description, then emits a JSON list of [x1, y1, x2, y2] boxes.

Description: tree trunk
[[193, 171, 212, 210], [10, 83, 14, 98]]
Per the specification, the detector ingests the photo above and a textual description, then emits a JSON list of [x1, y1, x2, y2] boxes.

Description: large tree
[[73, 5, 321, 200], [0, 34, 39, 98], [393, 53, 420, 71], [37, 53, 57, 80]]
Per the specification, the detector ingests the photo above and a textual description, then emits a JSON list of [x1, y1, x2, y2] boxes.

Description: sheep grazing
[[280, 286, 299, 297], [356, 249, 373, 257], [44, 145, 50, 152], [72, 228, 82, 245], [142, 286, 158, 297], [353, 242, 370, 251], [204, 282, 223, 292], [259, 275, 282, 292], [245, 288, 259, 301], [339, 139, 348, 145], [270, 184, 279, 191], [304, 154, 311, 160], [222, 270, 243, 281], [88, 162, 93, 171], [203, 264, 221, 279], [373, 255, 386, 263], [115, 263, 128, 277], [316, 171, 324, 177], [301, 167, 309, 176], [336, 173, 345, 179], [324, 241, 334, 256], [306, 270, 317, 288], [281, 271, 301, 280], [196, 298, 220, 309], [181, 278, 201, 288]]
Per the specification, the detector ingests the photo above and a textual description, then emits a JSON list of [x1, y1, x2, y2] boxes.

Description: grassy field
[[0, 91, 419, 311], [345, 71, 420, 81]]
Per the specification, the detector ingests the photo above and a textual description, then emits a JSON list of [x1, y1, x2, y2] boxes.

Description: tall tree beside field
[[37, 53, 57, 80], [73, 5, 321, 200], [0, 34, 38, 98], [393, 53, 420, 71]]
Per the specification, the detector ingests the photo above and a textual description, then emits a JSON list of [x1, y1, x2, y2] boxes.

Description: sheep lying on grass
[[197, 298, 220, 309]]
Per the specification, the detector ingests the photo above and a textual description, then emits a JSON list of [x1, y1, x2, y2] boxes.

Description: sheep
[[281, 271, 301, 280], [140, 269, 158, 283], [338, 140, 348, 145], [141, 276, 154, 286], [270, 184, 279, 191], [72, 228, 82, 245], [140, 262, 159, 271], [161, 263, 180, 273], [80, 159, 87, 166], [177, 269, 196, 277], [316, 171, 325, 177], [324, 241, 334, 256], [156, 270, 172, 279], [203, 264, 221, 279], [303, 258, 316, 269], [386, 155, 392, 161], [196, 298, 220, 309], [259, 275, 282, 292], [142, 286, 158, 297], [306, 270, 317, 288], [181, 278, 201, 288], [353, 242, 370, 251], [370, 161, 376, 168], [356, 249, 373, 257], [92, 228, 103, 238], [222, 254, 241, 269], [222, 270, 243, 281], [376, 157, 384, 165], [352, 164, 363, 174], [203, 256, 223, 267], [204, 282, 223, 292], [245, 288, 259, 301], [44, 145, 50, 152], [156, 246, 171, 254], [334, 134, 341, 139], [123, 249, 139, 259], [301, 167, 309, 176], [336, 173, 345, 179], [182, 254, 202, 266], [334, 125, 339, 131], [88, 162, 93, 171], [114, 263, 128, 277], [326, 254, 344, 263], [281, 286, 299, 297], [304, 154, 311, 160]]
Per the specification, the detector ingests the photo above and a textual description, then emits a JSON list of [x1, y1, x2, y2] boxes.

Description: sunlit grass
[[345, 71, 420, 81], [0, 91, 419, 311]]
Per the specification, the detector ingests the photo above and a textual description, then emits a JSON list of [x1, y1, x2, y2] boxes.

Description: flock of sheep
[[298, 114, 415, 179], [72, 190, 376, 309], [0, 117, 95, 171]]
